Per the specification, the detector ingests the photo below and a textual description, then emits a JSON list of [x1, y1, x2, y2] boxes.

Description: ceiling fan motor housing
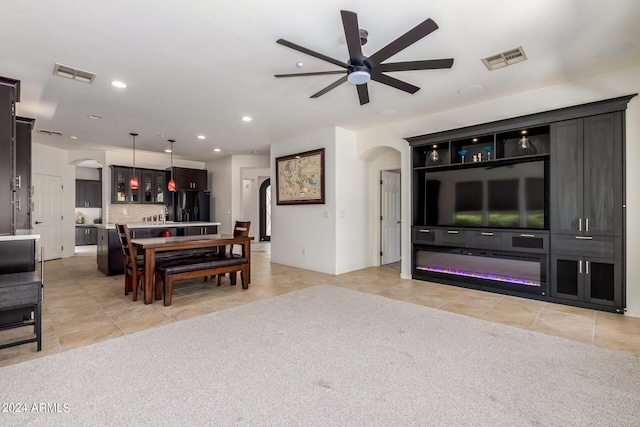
[[347, 65, 371, 85]]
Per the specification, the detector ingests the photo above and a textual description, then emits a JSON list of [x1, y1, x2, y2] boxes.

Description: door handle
[[35, 221, 43, 224]]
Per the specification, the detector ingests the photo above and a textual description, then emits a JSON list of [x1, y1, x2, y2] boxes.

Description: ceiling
[[1, 0, 639, 162]]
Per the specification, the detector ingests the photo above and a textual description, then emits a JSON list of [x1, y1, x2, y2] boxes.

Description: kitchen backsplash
[[108, 204, 167, 224], [75, 207, 102, 224]]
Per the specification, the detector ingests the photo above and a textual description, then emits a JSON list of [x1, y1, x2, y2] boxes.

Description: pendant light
[[129, 133, 139, 189], [167, 139, 176, 192]]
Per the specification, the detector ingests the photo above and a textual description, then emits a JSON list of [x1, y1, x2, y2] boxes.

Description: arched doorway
[[259, 178, 271, 241]]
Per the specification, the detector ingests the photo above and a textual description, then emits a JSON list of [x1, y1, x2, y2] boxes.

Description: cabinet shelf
[[413, 125, 550, 169]]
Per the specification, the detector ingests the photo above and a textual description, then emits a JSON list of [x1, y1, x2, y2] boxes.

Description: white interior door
[[32, 174, 63, 260], [381, 170, 401, 265]]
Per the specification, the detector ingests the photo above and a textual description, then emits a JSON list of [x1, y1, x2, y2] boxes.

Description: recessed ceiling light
[[296, 62, 304, 68], [87, 114, 101, 119], [110, 80, 127, 88], [251, 150, 258, 154], [377, 109, 396, 116], [457, 85, 483, 95], [69, 136, 78, 140], [595, 42, 634, 58], [158, 134, 165, 137], [197, 135, 206, 140], [241, 116, 253, 122], [213, 148, 221, 152], [164, 149, 172, 153]]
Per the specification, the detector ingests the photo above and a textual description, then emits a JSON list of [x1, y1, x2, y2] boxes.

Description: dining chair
[[116, 223, 145, 301], [216, 221, 251, 286]]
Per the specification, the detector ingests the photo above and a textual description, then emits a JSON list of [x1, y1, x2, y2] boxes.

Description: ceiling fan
[[274, 10, 454, 105]]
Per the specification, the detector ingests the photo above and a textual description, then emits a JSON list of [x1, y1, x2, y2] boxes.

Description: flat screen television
[[424, 159, 548, 229]]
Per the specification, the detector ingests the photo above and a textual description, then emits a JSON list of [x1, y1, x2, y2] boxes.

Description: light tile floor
[[1, 245, 639, 367]]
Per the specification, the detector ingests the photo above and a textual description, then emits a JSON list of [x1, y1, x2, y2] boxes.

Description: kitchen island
[[96, 222, 221, 276]]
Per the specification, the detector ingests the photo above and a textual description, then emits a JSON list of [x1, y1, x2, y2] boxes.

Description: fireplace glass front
[[414, 247, 547, 296]]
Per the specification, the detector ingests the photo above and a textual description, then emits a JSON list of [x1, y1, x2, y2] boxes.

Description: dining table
[[131, 233, 251, 304]]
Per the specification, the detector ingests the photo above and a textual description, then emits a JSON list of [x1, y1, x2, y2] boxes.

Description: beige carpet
[[0, 284, 638, 426]]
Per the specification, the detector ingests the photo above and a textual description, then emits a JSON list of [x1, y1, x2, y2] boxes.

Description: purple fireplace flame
[[416, 265, 541, 287]]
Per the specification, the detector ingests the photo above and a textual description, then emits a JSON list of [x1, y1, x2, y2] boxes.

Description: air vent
[[481, 46, 528, 71], [53, 63, 97, 83], [38, 129, 64, 137]]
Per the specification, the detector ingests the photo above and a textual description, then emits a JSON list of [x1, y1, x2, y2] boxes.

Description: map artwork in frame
[[275, 148, 325, 205]]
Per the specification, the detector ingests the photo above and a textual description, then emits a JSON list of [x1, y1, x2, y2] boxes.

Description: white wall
[[75, 166, 100, 180], [269, 127, 370, 275], [270, 128, 337, 274], [356, 64, 640, 315], [334, 128, 370, 274]]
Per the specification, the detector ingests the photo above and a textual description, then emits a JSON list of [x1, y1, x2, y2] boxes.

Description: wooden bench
[[0, 271, 43, 351], [155, 254, 249, 306]]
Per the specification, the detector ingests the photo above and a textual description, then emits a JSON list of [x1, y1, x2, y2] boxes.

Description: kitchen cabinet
[[15, 117, 33, 233], [0, 79, 32, 236], [169, 167, 207, 191], [142, 170, 168, 204], [75, 226, 97, 246], [186, 225, 218, 236], [111, 166, 140, 204], [551, 254, 622, 309], [112, 166, 167, 204], [550, 113, 623, 237], [76, 179, 102, 208]]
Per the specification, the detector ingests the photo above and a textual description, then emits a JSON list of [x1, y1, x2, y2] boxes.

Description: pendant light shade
[[130, 133, 139, 189], [167, 139, 176, 192]]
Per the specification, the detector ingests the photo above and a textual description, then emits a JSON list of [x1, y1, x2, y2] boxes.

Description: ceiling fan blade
[[379, 58, 454, 72], [341, 10, 364, 61], [274, 70, 346, 78], [368, 18, 439, 65], [310, 76, 348, 98], [356, 83, 370, 105], [371, 73, 420, 94], [276, 39, 349, 69]]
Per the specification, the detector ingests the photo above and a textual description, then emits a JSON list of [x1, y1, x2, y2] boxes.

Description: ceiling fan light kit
[[275, 10, 454, 105]]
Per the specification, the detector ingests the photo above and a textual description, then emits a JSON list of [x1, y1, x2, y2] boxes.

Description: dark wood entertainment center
[[408, 95, 636, 313]]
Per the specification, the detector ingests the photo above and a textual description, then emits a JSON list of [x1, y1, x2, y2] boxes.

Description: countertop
[[75, 224, 98, 227], [97, 222, 221, 230], [0, 234, 40, 242]]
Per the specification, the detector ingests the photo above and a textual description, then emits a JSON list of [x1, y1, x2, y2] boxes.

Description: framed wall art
[[275, 148, 325, 205]]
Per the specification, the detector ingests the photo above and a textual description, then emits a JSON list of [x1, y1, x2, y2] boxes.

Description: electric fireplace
[[414, 246, 547, 296]]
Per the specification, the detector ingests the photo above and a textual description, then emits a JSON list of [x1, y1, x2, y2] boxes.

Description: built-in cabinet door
[[171, 167, 207, 191], [550, 113, 621, 236], [0, 84, 15, 235], [76, 180, 101, 208], [583, 113, 622, 236], [86, 181, 101, 207], [15, 118, 32, 232], [584, 256, 622, 308], [142, 170, 154, 203], [155, 172, 166, 204], [75, 180, 86, 207], [112, 167, 128, 203], [75, 227, 97, 246], [185, 226, 217, 236], [550, 119, 584, 235], [551, 254, 584, 302], [551, 254, 621, 308]]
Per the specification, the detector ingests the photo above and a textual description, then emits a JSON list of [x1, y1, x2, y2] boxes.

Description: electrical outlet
[[122, 209, 127, 215]]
